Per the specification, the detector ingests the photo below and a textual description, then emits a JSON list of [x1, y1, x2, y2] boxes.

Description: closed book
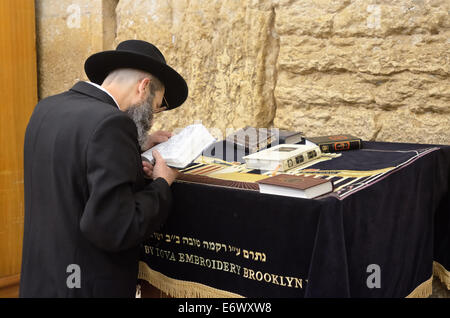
[[277, 129, 304, 144], [257, 174, 334, 199], [225, 126, 276, 154], [306, 134, 362, 153], [243, 144, 321, 171]]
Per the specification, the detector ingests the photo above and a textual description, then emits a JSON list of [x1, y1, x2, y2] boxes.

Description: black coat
[[20, 81, 173, 297]]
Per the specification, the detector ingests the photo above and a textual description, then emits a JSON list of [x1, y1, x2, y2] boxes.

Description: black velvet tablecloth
[[139, 141, 450, 297]]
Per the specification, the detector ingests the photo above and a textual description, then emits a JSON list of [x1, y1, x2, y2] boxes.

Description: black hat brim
[[84, 50, 188, 110]]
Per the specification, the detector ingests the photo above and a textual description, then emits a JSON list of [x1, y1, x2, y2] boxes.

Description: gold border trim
[[138, 261, 244, 298]]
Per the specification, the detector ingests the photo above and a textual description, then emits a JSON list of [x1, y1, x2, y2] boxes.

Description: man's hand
[[151, 150, 179, 186], [142, 131, 172, 151], [142, 160, 154, 179]]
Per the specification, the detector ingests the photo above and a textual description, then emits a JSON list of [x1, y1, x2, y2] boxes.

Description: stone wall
[[35, 0, 117, 96], [36, 0, 450, 144]]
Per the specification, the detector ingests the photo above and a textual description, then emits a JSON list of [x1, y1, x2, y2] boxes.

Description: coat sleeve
[[80, 112, 173, 252]]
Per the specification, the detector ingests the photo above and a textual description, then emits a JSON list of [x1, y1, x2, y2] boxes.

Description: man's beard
[[125, 92, 154, 151]]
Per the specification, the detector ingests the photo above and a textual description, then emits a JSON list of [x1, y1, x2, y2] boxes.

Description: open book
[[141, 124, 216, 169]]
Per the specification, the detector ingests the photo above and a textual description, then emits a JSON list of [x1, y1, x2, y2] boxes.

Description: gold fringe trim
[[406, 275, 433, 298], [433, 261, 450, 290], [138, 261, 244, 298], [138, 261, 450, 298]]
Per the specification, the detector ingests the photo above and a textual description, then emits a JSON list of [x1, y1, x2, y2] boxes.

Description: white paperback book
[[141, 124, 216, 169]]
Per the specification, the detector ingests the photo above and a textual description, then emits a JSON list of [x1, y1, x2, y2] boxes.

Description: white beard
[[125, 92, 154, 151]]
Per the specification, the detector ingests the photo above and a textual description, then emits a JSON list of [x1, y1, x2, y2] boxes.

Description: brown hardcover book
[[256, 174, 334, 199]]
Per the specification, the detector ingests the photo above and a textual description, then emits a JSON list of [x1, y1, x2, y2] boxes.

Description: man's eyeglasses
[[154, 95, 169, 113], [163, 95, 169, 108]]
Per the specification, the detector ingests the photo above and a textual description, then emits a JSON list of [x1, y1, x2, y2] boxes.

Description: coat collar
[[70, 81, 119, 109]]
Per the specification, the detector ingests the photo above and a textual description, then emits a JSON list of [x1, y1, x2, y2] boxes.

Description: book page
[[141, 124, 216, 169]]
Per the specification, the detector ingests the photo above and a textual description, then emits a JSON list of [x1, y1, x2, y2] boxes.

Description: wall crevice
[[102, 0, 119, 50]]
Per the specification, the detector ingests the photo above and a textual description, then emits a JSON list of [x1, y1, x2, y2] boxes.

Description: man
[[20, 40, 188, 297]]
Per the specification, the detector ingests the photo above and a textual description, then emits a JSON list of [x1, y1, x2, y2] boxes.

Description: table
[[138, 141, 450, 298]]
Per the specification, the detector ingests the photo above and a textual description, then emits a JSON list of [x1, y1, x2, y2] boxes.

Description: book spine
[[317, 140, 361, 153], [280, 148, 321, 171]]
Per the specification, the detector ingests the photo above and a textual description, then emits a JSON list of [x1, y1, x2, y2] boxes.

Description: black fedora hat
[[84, 40, 188, 110]]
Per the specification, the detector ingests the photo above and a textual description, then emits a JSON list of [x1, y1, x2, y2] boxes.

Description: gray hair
[[102, 68, 164, 92]]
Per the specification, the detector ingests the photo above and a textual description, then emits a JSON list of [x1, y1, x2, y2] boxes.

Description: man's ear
[[137, 77, 151, 98]]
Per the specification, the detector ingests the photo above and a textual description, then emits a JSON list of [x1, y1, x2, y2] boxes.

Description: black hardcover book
[[306, 134, 362, 153], [225, 126, 276, 154], [277, 129, 304, 144]]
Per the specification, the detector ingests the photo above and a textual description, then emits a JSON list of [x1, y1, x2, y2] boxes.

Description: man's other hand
[[151, 150, 179, 186], [142, 160, 154, 179], [142, 131, 172, 151]]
